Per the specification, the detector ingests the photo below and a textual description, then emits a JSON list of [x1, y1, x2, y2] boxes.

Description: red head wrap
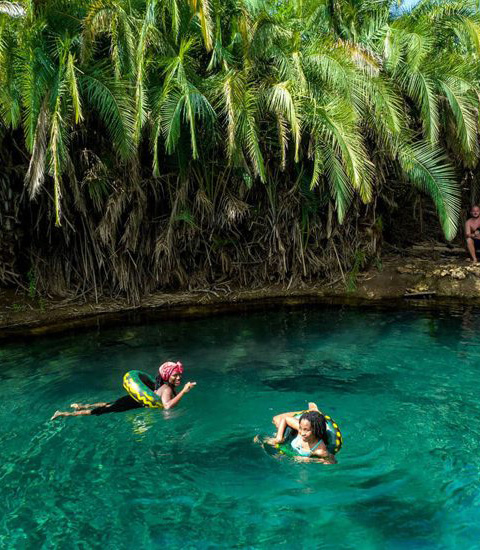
[[159, 361, 184, 382]]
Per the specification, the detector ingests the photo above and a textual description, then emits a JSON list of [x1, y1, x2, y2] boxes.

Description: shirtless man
[[465, 205, 480, 263]]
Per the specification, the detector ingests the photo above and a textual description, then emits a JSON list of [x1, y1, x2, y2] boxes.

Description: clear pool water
[[1, 305, 480, 549]]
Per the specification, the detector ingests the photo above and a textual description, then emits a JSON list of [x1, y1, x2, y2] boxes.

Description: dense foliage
[[1, 0, 480, 300]]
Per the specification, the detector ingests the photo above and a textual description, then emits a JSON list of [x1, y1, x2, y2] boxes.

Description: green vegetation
[[0, 0, 479, 300]]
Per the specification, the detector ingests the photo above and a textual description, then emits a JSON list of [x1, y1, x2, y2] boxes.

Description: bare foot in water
[[264, 436, 283, 445], [51, 411, 63, 420], [70, 403, 81, 410]]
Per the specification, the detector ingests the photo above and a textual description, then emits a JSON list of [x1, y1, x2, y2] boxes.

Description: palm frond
[[275, 113, 288, 169], [398, 143, 460, 240], [80, 67, 136, 159], [359, 73, 406, 147], [161, 83, 215, 159], [66, 52, 82, 124], [25, 98, 49, 197], [445, 14, 480, 53], [310, 140, 354, 223], [403, 68, 439, 145], [313, 98, 373, 204], [187, 0, 213, 51], [0, 2, 25, 17], [324, 144, 354, 222], [267, 81, 301, 162], [303, 46, 353, 95], [236, 84, 265, 181], [440, 77, 478, 156], [219, 70, 242, 162]]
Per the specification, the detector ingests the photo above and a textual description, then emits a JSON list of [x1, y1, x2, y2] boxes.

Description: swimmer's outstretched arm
[[272, 403, 319, 428], [160, 381, 196, 410]]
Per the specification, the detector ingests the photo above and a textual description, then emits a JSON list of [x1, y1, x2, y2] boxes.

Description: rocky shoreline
[[2, 254, 480, 338]]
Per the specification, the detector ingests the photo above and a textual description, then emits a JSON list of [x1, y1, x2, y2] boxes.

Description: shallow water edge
[[2, 255, 480, 338], [1, 289, 478, 342]]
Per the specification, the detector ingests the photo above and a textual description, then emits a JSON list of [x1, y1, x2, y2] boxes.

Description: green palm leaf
[[439, 77, 477, 156], [267, 81, 301, 162], [80, 67, 136, 159], [399, 143, 460, 240]]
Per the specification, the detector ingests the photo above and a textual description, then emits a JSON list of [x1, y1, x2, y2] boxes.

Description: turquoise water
[[1, 305, 480, 549]]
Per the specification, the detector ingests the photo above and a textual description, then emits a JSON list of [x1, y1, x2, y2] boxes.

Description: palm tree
[[0, 0, 479, 298]]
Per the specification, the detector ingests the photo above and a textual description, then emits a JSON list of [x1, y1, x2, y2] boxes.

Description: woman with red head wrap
[[154, 361, 196, 410], [51, 360, 195, 419]]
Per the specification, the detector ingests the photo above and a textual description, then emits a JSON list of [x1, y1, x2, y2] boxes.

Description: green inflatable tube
[[123, 370, 164, 409], [277, 411, 343, 456]]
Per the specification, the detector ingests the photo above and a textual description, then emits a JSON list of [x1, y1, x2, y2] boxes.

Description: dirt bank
[[1, 250, 479, 337]]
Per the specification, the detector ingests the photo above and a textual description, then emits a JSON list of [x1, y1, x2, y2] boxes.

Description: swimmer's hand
[[182, 381, 197, 393], [308, 402, 319, 412]]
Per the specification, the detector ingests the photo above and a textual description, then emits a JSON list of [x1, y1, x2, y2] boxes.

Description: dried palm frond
[[193, 188, 214, 222], [97, 188, 127, 247], [25, 101, 49, 198], [220, 193, 250, 227]]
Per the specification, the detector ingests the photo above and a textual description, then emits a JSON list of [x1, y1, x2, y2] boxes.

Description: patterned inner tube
[[123, 370, 164, 409]]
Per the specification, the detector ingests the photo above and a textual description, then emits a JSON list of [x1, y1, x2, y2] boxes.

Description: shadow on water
[[1, 295, 477, 342], [345, 494, 443, 545], [262, 368, 393, 395], [409, 305, 480, 353]]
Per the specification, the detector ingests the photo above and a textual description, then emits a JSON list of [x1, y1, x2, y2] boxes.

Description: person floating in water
[[51, 361, 196, 419], [465, 205, 480, 263], [264, 402, 336, 464]]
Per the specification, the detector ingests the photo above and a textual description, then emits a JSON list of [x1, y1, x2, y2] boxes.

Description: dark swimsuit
[[90, 395, 142, 415], [469, 226, 480, 250], [90, 384, 176, 415]]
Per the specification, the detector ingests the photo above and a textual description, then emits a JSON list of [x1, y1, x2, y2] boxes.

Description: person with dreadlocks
[[266, 402, 336, 463], [51, 361, 196, 419]]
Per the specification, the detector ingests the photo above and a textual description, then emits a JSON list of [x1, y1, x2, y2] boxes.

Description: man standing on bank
[[465, 205, 480, 263]]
